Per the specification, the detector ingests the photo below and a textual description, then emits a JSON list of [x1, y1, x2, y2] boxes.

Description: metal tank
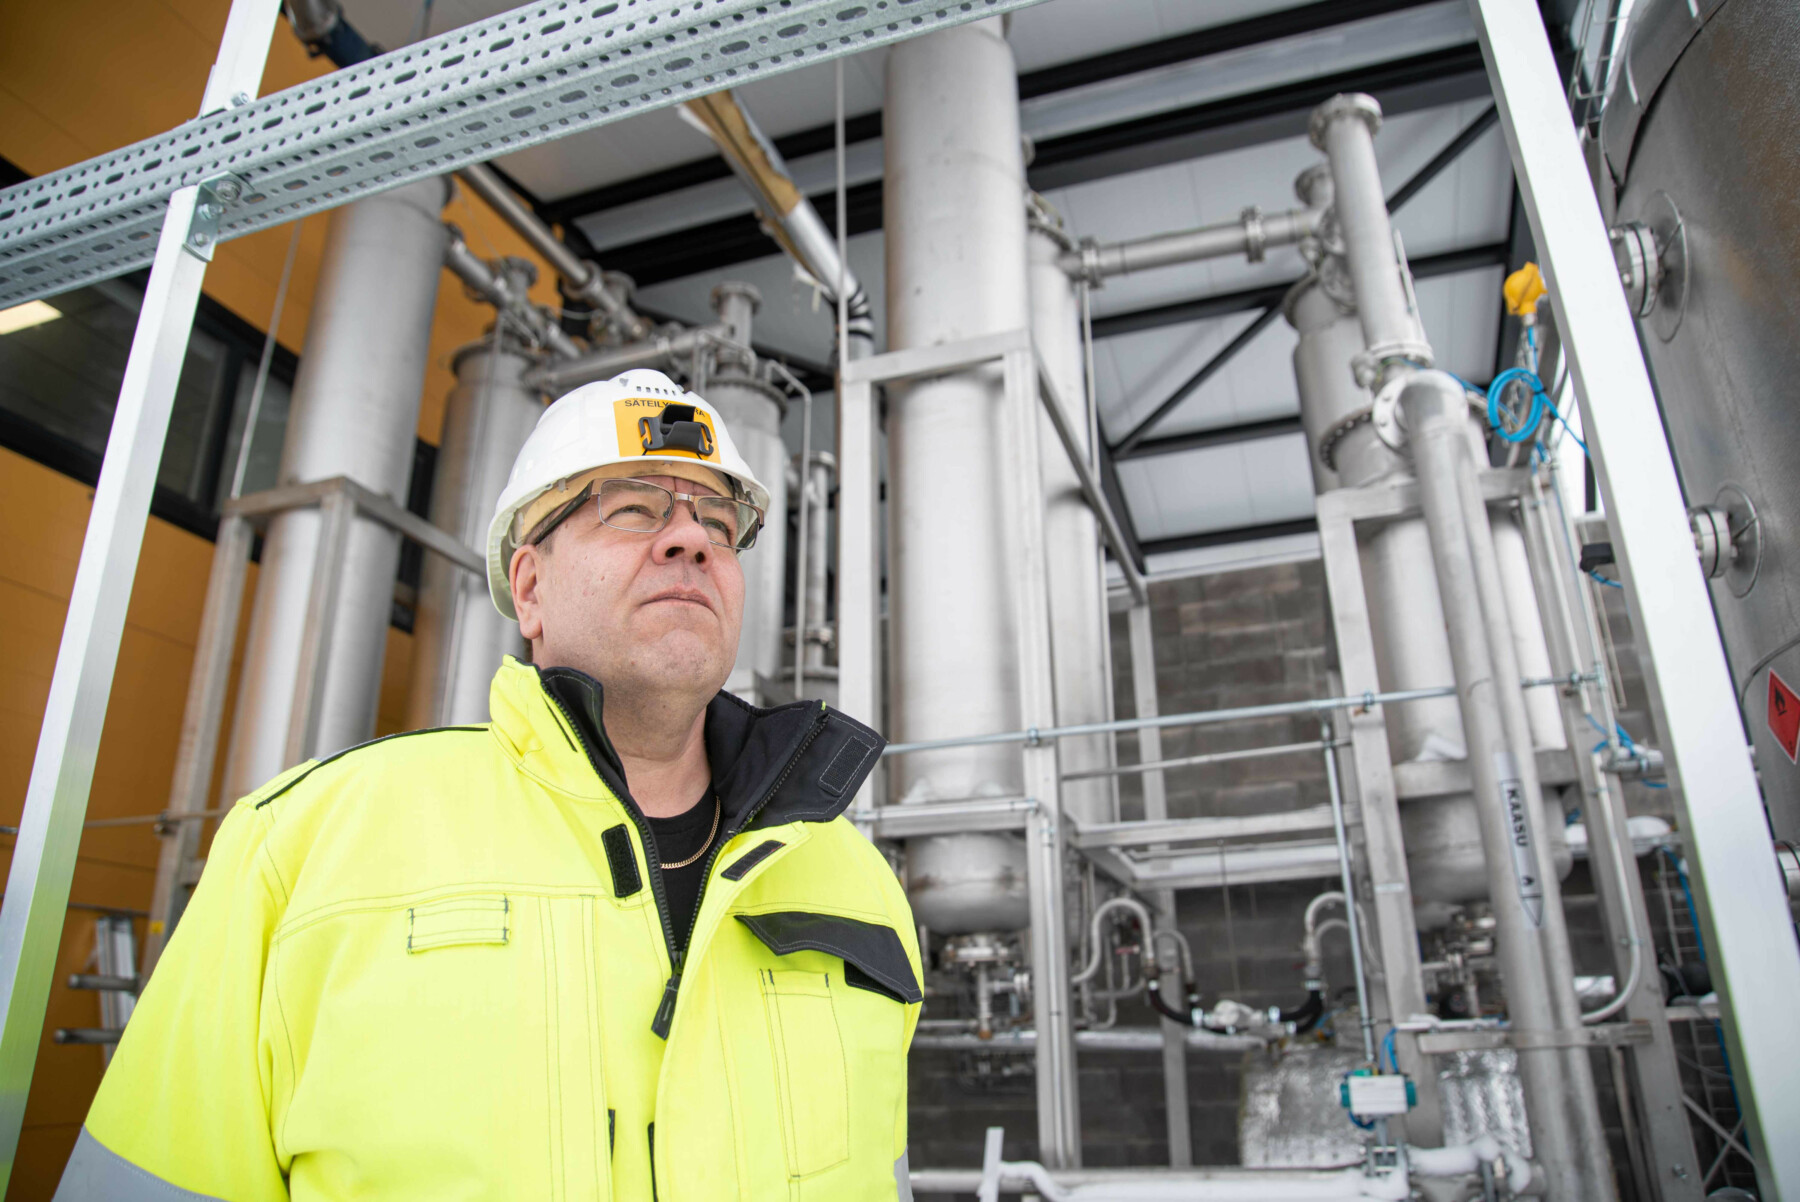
[[407, 329, 540, 729], [1285, 168, 1568, 913], [1028, 210, 1114, 827], [223, 177, 449, 798], [885, 16, 1031, 932], [1599, 0, 1800, 840], [704, 282, 790, 703]]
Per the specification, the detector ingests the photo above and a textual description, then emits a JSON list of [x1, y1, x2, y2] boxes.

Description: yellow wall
[[0, 2, 561, 1194]]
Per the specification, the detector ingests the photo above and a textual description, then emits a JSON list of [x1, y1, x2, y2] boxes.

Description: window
[[0, 274, 297, 539]]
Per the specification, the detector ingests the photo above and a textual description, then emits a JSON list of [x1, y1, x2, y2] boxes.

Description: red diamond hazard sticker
[[1768, 669, 1800, 764]]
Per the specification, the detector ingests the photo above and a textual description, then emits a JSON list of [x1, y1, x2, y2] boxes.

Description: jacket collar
[[488, 656, 885, 832]]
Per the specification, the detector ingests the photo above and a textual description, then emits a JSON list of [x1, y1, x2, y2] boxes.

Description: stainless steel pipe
[[1403, 372, 1609, 1201], [1059, 206, 1321, 283]]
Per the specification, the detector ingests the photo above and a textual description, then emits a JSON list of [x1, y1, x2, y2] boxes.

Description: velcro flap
[[735, 911, 921, 1004], [407, 894, 510, 953]]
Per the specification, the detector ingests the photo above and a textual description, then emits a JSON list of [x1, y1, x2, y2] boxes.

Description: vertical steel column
[[1126, 602, 1192, 1166], [837, 366, 881, 816], [223, 176, 448, 798], [1004, 347, 1081, 1167], [883, 16, 1033, 935], [143, 514, 254, 979], [1470, 5, 1800, 1193], [407, 339, 538, 728], [0, 2, 282, 1184]]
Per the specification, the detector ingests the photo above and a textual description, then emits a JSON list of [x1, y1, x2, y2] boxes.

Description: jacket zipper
[[544, 689, 829, 1038], [653, 708, 828, 1039]]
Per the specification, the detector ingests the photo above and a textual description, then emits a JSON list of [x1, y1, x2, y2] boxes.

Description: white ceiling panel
[[1093, 312, 1300, 443], [1415, 266, 1506, 383], [1117, 430, 1314, 541]]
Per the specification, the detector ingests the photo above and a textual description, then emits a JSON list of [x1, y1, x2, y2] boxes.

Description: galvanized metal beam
[[0, 0, 1048, 307]]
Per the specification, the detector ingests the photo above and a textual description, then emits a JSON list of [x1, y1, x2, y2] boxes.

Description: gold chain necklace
[[659, 793, 721, 870]]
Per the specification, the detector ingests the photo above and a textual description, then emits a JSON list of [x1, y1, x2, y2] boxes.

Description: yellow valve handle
[[1504, 262, 1548, 317]]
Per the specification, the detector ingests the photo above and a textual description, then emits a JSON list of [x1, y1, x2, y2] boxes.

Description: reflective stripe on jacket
[[57, 657, 920, 1201]]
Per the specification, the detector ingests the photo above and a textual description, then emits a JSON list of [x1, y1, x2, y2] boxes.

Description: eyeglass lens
[[596, 478, 759, 550]]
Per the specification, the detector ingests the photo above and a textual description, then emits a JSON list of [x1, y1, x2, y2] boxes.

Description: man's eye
[[701, 518, 734, 537]]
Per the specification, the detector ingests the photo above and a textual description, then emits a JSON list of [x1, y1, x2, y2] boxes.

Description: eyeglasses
[[526, 477, 763, 552]]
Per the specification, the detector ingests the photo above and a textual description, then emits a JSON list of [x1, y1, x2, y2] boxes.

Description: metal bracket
[[184, 179, 227, 262]]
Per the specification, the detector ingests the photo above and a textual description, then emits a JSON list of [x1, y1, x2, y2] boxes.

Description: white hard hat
[[487, 369, 772, 619]]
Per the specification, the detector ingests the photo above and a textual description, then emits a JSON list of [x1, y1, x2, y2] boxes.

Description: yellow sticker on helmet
[[612, 397, 720, 462]]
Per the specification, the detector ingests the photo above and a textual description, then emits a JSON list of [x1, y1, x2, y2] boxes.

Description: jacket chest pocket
[[274, 891, 611, 1201], [736, 911, 922, 1184], [759, 970, 849, 1177]]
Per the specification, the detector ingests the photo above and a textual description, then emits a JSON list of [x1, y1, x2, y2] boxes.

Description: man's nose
[[651, 497, 711, 563]]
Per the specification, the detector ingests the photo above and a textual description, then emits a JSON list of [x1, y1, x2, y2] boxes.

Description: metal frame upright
[[1470, 3, 1800, 1196]]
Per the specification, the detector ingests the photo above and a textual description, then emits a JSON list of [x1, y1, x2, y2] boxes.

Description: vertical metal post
[[0, 4, 280, 1183], [1005, 348, 1080, 1166], [285, 487, 356, 765], [1126, 602, 1192, 1166], [1470, 5, 1800, 1193], [1313, 496, 1442, 1142], [1519, 476, 1703, 1200], [143, 513, 254, 979], [837, 369, 882, 816]]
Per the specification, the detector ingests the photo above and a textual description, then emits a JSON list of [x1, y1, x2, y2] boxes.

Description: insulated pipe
[[682, 90, 874, 356], [1402, 372, 1606, 1202], [910, 1027, 1265, 1053], [456, 163, 648, 342], [406, 339, 539, 728], [223, 176, 450, 799], [1028, 216, 1112, 828], [1059, 206, 1322, 284], [885, 17, 1032, 934]]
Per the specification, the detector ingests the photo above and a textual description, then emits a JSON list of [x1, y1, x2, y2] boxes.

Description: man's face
[[508, 473, 745, 695]]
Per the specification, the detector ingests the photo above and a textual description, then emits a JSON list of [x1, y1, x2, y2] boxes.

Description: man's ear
[[510, 544, 546, 642]]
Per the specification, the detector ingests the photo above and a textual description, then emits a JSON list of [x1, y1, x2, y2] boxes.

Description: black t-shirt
[[645, 790, 718, 957]]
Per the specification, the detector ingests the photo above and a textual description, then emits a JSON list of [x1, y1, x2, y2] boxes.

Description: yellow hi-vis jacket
[[57, 658, 920, 1201]]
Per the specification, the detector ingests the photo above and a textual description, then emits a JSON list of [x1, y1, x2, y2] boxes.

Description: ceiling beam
[[1117, 416, 1306, 462], [564, 42, 1487, 289], [1141, 517, 1320, 557], [533, 0, 1446, 228]]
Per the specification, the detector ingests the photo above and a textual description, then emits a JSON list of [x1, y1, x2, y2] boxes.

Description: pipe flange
[[1351, 339, 1434, 390], [1715, 482, 1761, 599], [1308, 92, 1382, 150], [1369, 375, 1409, 452], [1317, 409, 1373, 473], [1240, 206, 1267, 263]]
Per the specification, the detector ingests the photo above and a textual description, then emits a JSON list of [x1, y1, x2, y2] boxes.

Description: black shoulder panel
[[253, 726, 487, 809], [736, 910, 921, 1004]]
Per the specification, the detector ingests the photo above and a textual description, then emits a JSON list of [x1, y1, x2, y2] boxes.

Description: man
[[58, 370, 921, 1201]]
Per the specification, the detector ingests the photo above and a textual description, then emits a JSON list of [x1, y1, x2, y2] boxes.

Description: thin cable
[[230, 219, 303, 500]]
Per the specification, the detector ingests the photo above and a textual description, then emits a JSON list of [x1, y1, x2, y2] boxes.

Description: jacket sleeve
[[55, 798, 292, 1202]]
